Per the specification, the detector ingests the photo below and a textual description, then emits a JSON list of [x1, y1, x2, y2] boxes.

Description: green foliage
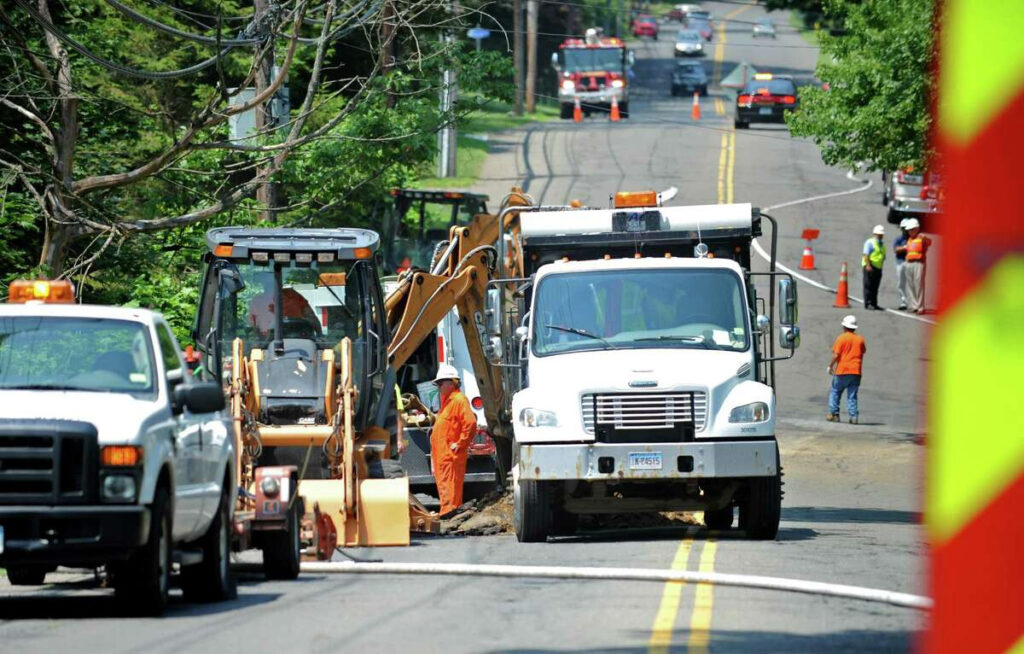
[[785, 0, 935, 172]]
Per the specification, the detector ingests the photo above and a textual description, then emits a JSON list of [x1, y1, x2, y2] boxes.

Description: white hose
[[300, 560, 931, 610]]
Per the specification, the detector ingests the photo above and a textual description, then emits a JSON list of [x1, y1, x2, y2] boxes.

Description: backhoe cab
[[381, 189, 489, 274], [193, 228, 435, 562]]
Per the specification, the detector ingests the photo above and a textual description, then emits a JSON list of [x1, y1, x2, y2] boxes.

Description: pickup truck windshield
[[0, 317, 156, 396], [532, 268, 749, 355]]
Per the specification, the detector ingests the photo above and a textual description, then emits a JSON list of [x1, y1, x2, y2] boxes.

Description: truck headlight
[[729, 402, 769, 423], [675, 43, 685, 51], [519, 408, 559, 428], [102, 474, 137, 502], [561, 80, 575, 91], [611, 79, 624, 88]]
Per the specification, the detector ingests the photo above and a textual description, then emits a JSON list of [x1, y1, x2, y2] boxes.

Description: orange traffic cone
[[691, 91, 701, 121], [833, 262, 851, 308], [799, 243, 816, 270], [573, 97, 582, 123], [610, 95, 621, 122]]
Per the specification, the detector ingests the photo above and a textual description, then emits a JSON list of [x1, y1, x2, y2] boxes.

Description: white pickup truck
[[0, 281, 236, 614]]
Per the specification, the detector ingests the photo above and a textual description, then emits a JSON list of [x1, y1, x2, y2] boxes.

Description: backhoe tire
[[704, 506, 734, 530], [514, 478, 552, 543], [181, 484, 236, 603], [115, 487, 171, 616], [262, 500, 301, 580], [739, 451, 782, 540], [6, 565, 50, 585]]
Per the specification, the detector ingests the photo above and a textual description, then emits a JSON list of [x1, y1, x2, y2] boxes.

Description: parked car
[[734, 73, 798, 128], [674, 29, 705, 57], [882, 168, 941, 223], [752, 17, 777, 38], [671, 61, 708, 96], [632, 14, 659, 39]]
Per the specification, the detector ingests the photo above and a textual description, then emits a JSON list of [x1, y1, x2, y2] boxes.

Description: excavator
[[190, 190, 532, 562]]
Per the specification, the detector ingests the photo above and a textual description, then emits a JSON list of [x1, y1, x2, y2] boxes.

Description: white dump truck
[[488, 193, 800, 541]]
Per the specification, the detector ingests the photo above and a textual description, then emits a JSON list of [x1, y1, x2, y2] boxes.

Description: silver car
[[752, 18, 776, 38], [883, 168, 941, 224]]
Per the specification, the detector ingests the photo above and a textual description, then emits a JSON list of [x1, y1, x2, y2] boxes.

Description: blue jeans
[[829, 374, 861, 417]]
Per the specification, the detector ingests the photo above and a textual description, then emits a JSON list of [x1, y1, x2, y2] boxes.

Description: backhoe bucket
[[299, 476, 412, 548]]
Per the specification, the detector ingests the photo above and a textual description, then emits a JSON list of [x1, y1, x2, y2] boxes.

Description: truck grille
[[581, 392, 708, 433], [0, 420, 98, 504]]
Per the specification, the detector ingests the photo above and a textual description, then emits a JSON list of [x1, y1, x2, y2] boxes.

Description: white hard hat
[[872, 224, 885, 236], [899, 218, 911, 229], [433, 363, 460, 384], [904, 218, 920, 230], [841, 315, 858, 330]]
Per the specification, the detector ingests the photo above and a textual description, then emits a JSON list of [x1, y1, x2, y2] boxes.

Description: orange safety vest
[[906, 235, 930, 262]]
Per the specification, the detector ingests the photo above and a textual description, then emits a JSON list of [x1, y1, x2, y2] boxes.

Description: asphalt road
[[1, 4, 927, 652]]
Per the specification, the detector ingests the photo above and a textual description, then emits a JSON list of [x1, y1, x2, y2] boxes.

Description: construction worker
[[248, 272, 320, 338], [903, 218, 932, 314], [827, 315, 866, 424], [893, 218, 911, 310], [861, 224, 886, 310], [430, 363, 477, 517]]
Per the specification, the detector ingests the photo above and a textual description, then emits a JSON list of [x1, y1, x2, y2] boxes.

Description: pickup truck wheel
[[6, 565, 50, 585], [115, 487, 171, 615], [514, 478, 552, 542], [262, 499, 301, 580], [739, 454, 782, 540], [181, 485, 236, 602], [559, 104, 573, 120], [704, 506, 734, 530]]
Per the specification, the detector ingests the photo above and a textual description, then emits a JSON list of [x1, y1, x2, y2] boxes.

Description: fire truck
[[552, 29, 635, 119]]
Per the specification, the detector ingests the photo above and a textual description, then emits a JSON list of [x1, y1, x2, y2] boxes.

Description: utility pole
[[381, 0, 397, 109], [513, 0, 524, 116], [525, 0, 537, 113], [254, 0, 278, 222], [437, 1, 458, 177]]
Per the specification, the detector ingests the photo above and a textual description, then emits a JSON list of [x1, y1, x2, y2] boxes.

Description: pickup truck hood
[[0, 390, 165, 443]]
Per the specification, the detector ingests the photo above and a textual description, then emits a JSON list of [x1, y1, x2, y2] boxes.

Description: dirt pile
[[441, 489, 514, 536]]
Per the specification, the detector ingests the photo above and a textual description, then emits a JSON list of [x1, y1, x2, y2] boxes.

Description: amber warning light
[[101, 445, 144, 467], [8, 279, 75, 304], [613, 190, 658, 208]]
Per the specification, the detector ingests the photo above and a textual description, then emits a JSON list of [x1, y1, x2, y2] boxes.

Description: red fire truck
[[551, 29, 635, 119]]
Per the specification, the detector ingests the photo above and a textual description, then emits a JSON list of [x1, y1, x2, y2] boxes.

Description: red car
[[632, 15, 659, 40]]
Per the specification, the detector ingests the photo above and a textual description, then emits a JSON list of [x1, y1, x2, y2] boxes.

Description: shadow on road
[[556, 524, 819, 543], [0, 587, 280, 620], [783, 506, 920, 525], [487, 627, 914, 653]]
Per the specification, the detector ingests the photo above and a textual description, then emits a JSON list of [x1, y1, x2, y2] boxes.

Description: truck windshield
[[532, 268, 749, 356], [562, 48, 624, 74], [0, 317, 156, 397]]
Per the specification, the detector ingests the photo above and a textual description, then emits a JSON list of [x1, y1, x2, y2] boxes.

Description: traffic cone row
[[691, 91, 701, 121], [799, 243, 816, 270], [833, 262, 850, 308], [610, 95, 621, 122], [573, 96, 582, 123]]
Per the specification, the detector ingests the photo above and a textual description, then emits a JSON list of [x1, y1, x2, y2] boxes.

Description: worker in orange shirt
[[430, 363, 478, 517], [248, 272, 320, 338], [827, 315, 866, 424]]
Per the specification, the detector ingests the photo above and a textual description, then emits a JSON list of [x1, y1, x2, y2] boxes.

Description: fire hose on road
[[298, 560, 931, 610]]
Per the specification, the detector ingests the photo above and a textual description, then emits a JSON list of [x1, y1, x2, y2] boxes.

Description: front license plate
[[629, 452, 663, 470], [759, 107, 773, 115]]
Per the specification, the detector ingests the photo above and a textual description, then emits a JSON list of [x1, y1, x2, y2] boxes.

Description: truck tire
[[704, 506, 734, 530], [734, 119, 748, 129], [262, 499, 301, 580], [886, 208, 900, 224], [560, 103, 574, 120], [181, 484, 236, 602], [514, 478, 552, 542], [6, 565, 50, 585], [115, 486, 171, 615], [739, 453, 782, 540]]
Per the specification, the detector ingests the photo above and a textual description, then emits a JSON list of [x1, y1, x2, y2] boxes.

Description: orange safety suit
[[430, 389, 477, 515]]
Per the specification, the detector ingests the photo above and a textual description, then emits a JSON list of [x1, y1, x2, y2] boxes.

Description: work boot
[[849, 417, 859, 425], [826, 413, 839, 422]]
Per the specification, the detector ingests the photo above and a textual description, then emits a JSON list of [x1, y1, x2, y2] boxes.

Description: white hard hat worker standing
[[430, 363, 478, 517], [894, 219, 913, 310], [902, 218, 931, 314], [827, 315, 866, 424], [861, 225, 887, 310]]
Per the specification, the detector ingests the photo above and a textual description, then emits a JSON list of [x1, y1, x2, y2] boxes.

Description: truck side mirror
[[778, 278, 798, 326], [755, 314, 770, 335], [175, 382, 226, 414], [780, 325, 801, 349], [550, 52, 560, 71], [484, 288, 502, 337]]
